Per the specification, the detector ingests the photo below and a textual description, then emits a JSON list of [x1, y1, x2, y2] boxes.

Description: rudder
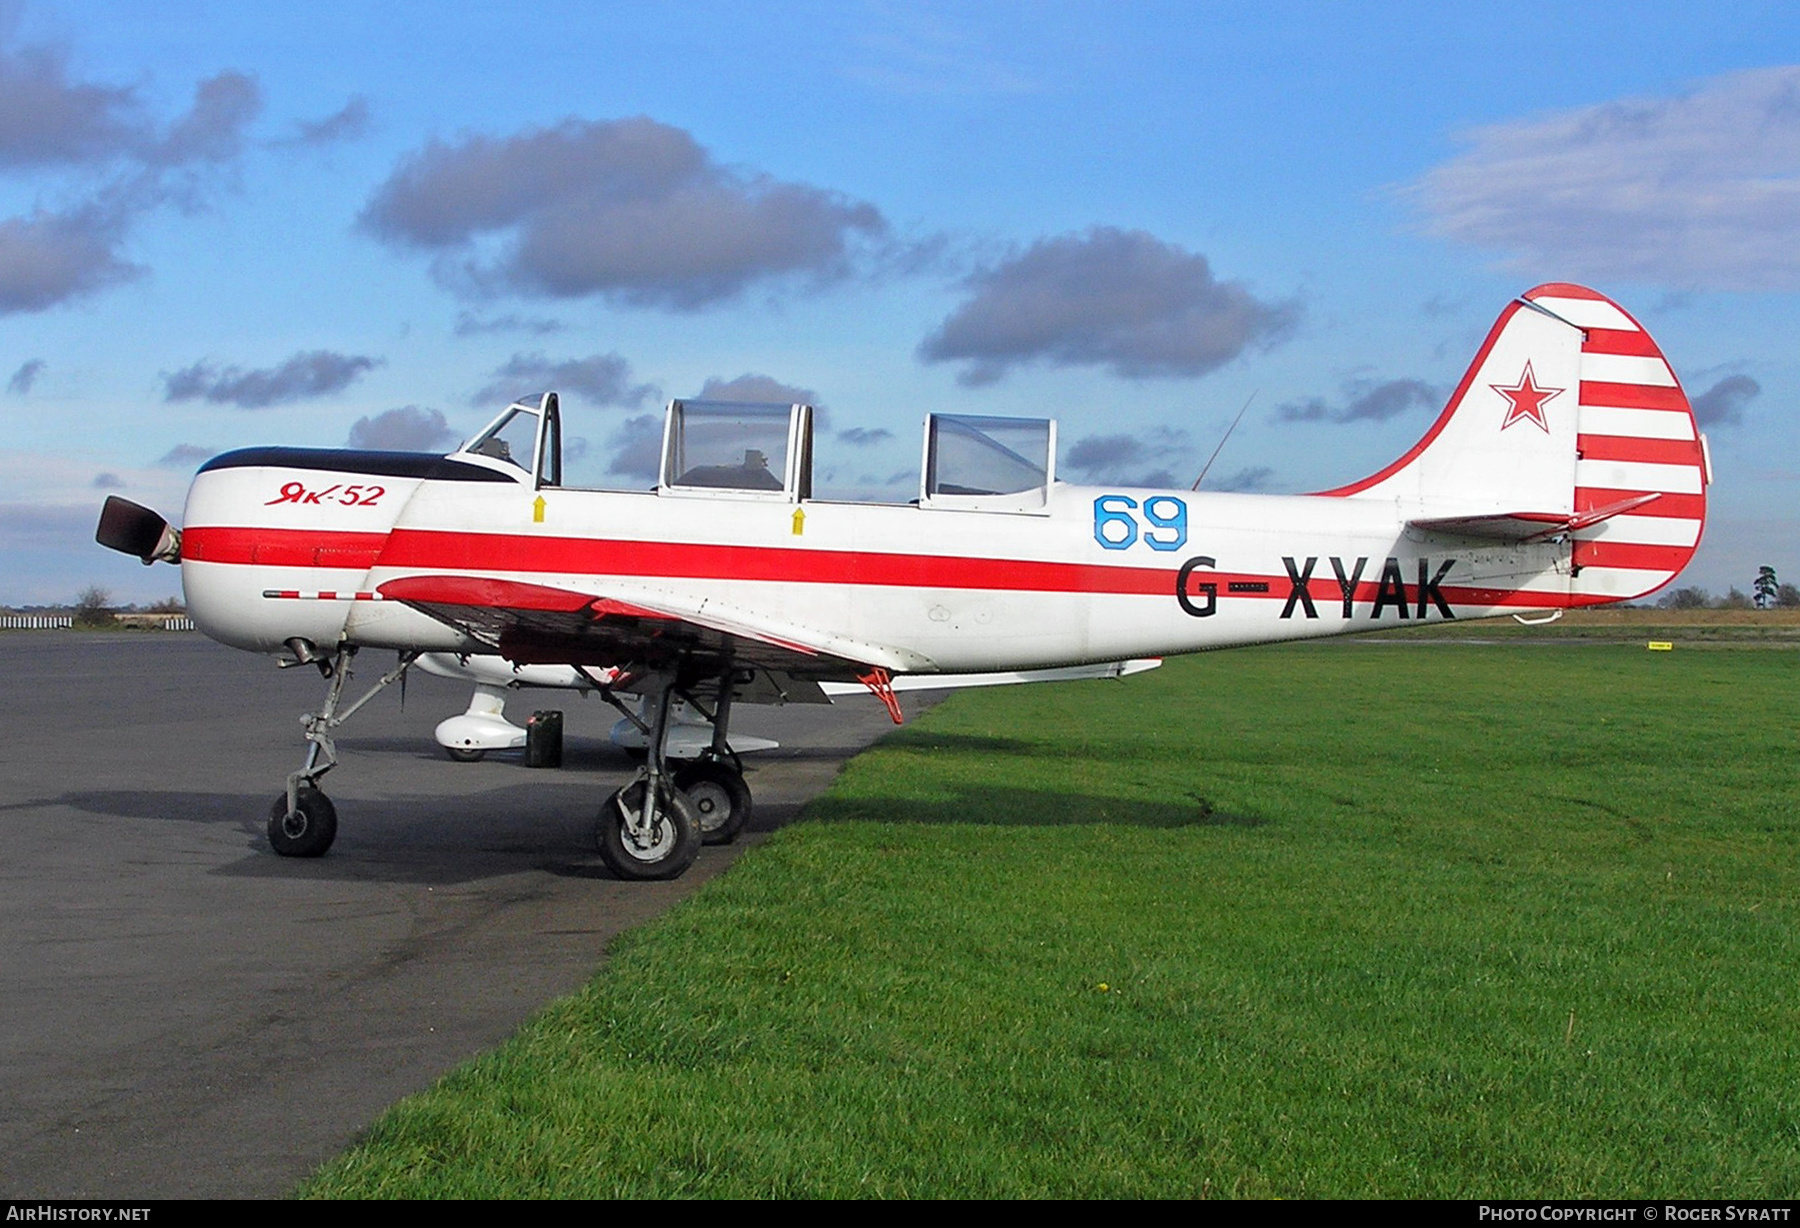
[[1528, 284, 1708, 605]]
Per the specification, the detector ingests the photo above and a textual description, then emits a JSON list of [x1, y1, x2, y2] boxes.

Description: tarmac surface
[[0, 632, 915, 1198]]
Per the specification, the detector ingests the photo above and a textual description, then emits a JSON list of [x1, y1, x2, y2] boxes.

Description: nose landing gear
[[267, 646, 417, 858], [267, 787, 337, 858]]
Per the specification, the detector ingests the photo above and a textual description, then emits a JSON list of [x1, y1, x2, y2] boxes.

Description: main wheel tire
[[597, 780, 701, 880], [267, 787, 338, 858], [674, 761, 752, 845], [444, 746, 486, 763]]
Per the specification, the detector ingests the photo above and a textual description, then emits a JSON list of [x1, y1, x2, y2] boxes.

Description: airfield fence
[[114, 614, 196, 631], [0, 615, 196, 631]]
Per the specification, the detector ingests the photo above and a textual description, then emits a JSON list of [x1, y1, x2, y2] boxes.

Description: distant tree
[[72, 586, 113, 628], [1719, 587, 1754, 610], [1754, 566, 1779, 609], [147, 596, 185, 614], [1659, 586, 1710, 610], [1779, 583, 1800, 608]]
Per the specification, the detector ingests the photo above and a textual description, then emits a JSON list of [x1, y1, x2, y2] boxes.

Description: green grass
[[299, 642, 1800, 1198], [1371, 607, 1800, 644]]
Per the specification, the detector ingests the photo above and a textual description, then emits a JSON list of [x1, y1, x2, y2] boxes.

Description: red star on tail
[[1491, 361, 1563, 433]]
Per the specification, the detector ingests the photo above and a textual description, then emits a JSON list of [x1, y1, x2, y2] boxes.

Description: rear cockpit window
[[921, 414, 1055, 511]]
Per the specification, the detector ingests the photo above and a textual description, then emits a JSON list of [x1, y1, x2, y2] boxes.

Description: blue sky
[[4, 1, 1797, 604]]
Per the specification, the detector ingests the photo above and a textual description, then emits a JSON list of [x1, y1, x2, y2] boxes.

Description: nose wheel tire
[[444, 746, 486, 763], [598, 780, 701, 880], [268, 787, 338, 858], [674, 761, 752, 845]]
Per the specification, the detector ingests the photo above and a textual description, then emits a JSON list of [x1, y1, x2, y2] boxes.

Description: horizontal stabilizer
[[1410, 493, 1663, 542]]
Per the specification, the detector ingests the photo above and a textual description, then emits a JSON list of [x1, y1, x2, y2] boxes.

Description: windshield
[[463, 406, 538, 471]]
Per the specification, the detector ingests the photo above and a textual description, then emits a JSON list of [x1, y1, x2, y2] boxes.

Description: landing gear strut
[[586, 654, 756, 865], [673, 674, 752, 844], [596, 675, 701, 879], [267, 645, 417, 858]]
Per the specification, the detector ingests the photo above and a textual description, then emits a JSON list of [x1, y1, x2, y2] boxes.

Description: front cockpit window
[[454, 393, 559, 486]]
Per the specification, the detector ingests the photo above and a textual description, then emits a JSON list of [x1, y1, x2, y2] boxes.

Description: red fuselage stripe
[[182, 527, 388, 569], [183, 524, 1578, 609], [377, 527, 1185, 595]]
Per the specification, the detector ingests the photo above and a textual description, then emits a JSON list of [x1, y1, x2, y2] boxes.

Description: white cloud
[[361, 116, 888, 310], [1405, 66, 1800, 290], [164, 351, 381, 408], [0, 449, 190, 509], [920, 227, 1298, 385], [0, 28, 264, 318]]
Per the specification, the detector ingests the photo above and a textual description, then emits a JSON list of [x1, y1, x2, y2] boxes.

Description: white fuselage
[[178, 452, 1570, 673]]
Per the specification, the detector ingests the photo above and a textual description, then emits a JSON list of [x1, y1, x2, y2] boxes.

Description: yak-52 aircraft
[[97, 283, 1709, 880]]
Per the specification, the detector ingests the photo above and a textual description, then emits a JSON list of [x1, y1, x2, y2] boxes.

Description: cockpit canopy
[[920, 413, 1056, 512], [454, 392, 562, 485], [660, 399, 813, 500], [452, 391, 1056, 513]]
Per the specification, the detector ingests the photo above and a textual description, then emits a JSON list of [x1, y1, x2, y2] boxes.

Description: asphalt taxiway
[[0, 632, 911, 1198]]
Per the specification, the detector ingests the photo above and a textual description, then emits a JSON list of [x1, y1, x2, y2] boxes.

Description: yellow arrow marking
[[792, 507, 806, 536], [532, 495, 546, 524]]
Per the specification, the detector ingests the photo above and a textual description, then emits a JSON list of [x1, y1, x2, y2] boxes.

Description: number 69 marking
[[1093, 494, 1187, 552]]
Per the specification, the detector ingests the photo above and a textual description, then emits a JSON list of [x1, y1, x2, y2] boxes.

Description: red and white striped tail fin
[[1523, 284, 1708, 605], [1319, 284, 1707, 607]]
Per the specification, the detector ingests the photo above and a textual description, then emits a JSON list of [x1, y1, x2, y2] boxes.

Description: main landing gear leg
[[596, 676, 701, 880], [673, 663, 753, 845], [267, 646, 418, 858]]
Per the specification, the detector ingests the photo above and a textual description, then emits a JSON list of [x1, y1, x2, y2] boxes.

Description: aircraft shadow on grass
[[804, 785, 1268, 830], [872, 731, 1043, 756]]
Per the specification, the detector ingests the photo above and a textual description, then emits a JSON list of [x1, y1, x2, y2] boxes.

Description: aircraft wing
[[376, 575, 934, 701]]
